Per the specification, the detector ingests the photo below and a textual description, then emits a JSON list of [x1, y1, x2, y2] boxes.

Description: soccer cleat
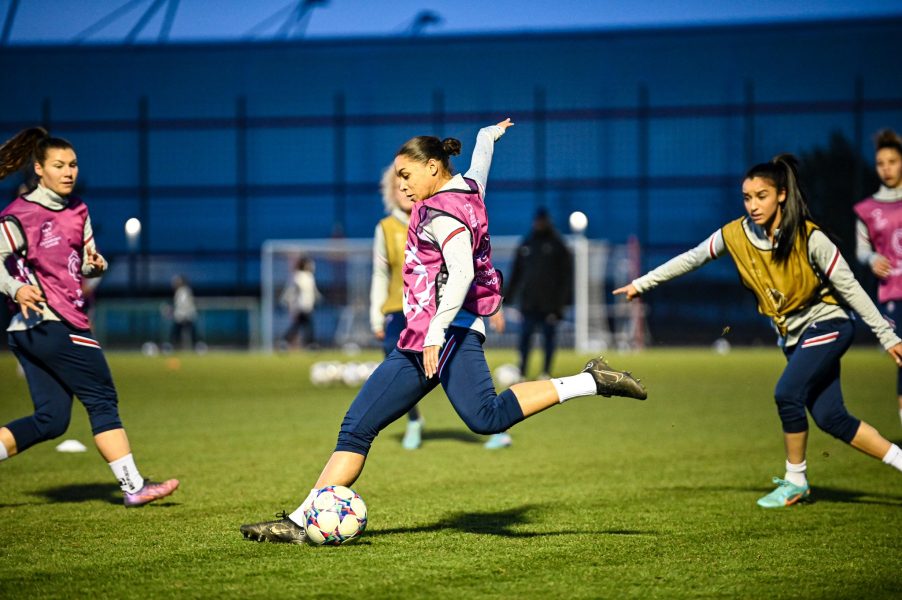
[[581, 356, 647, 400], [402, 418, 423, 450], [123, 478, 180, 508], [484, 432, 513, 450], [240, 511, 307, 544], [756, 477, 811, 508]]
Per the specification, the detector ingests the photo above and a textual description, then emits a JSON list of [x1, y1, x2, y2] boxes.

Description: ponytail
[[0, 127, 75, 184], [396, 135, 461, 174], [0, 127, 47, 181], [745, 153, 810, 264]]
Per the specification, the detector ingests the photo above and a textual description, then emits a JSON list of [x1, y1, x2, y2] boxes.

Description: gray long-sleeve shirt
[[632, 218, 901, 349], [0, 185, 104, 331]]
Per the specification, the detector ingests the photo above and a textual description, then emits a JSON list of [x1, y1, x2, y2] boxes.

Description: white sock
[[784, 460, 807, 487], [551, 373, 597, 403], [108, 453, 145, 494], [0, 442, 8, 461], [882, 444, 902, 473], [288, 488, 319, 527]]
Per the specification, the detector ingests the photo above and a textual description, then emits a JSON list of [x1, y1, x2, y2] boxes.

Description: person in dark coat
[[506, 207, 574, 379]]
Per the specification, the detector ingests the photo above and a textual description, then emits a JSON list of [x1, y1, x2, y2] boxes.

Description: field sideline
[[1, 348, 900, 599]]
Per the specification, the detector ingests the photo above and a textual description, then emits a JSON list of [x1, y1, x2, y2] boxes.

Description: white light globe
[[124, 217, 142, 237], [569, 211, 588, 233]]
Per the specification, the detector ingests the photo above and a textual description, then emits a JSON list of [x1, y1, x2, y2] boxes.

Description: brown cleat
[[240, 511, 307, 544], [581, 356, 647, 400]]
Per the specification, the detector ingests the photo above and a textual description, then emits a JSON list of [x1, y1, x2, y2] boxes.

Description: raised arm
[[463, 118, 514, 197], [613, 229, 725, 300]]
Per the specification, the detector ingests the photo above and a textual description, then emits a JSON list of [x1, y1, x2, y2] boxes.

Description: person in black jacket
[[506, 207, 573, 379]]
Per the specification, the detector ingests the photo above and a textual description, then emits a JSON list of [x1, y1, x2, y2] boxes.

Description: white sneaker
[[484, 432, 512, 450], [402, 419, 423, 450]]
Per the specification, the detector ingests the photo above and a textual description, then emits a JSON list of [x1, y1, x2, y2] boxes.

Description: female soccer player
[[241, 119, 646, 543], [855, 129, 902, 428], [615, 154, 902, 508], [370, 165, 424, 449], [0, 127, 179, 507]]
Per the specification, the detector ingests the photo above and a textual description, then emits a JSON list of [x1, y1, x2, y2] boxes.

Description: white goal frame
[[260, 236, 644, 353]]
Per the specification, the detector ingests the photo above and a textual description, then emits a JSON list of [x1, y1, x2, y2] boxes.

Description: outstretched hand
[[612, 283, 641, 301], [15, 285, 46, 319], [495, 118, 514, 131], [888, 343, 902, 367]]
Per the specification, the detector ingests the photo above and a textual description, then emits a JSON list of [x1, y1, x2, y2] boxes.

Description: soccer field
[[1, 348, 900, 599]]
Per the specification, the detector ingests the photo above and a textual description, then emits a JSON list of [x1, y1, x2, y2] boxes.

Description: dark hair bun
[[875, 129, 902, 150], [441, 138, 462, 157]]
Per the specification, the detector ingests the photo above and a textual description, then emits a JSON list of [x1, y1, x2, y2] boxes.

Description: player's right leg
[[1, 337, 75, 459], [241, 348, 436, 544], [440, 328, 646, 437]]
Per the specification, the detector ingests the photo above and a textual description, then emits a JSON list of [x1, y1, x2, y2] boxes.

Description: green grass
[[1, 348, 901, 599]]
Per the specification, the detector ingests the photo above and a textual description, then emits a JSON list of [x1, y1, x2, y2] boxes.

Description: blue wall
[[1, 18, 900, 342]]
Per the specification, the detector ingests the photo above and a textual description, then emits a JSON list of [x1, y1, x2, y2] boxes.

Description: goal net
[[261, 236, 644, 353]]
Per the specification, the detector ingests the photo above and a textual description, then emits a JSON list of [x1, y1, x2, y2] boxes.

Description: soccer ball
[[303, 485, 368, 545], [493, 363, 522, 389]]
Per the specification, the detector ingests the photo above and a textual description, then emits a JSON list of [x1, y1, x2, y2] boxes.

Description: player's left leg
[[761, 318, 852, 508], [440, 328, 645, 436], [880, 300, 902, 427]]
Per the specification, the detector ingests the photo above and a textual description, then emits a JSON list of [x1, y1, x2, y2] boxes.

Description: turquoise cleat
[[484, 432, 512, 450], [402, 419, 423, 450], [756, 477, 810, 508]]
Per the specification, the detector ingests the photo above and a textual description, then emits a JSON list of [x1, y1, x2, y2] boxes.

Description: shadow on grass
[[391, 428, 484, 445], [29, 482, 179, 508], [661, 485, 902, 507], [31, 482, 121, 505], [365, 505, 655, 538], [803, 486, 902, 507]]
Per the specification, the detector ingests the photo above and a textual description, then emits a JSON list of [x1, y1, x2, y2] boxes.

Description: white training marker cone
[[56, 439, 88, 453]]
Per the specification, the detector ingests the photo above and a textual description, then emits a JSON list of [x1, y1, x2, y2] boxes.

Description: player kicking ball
[[241, 119, 646, 543]]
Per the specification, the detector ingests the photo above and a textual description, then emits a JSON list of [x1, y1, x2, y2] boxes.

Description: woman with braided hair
[[616, 154, 902, 508], [0, 127, 179, 507]]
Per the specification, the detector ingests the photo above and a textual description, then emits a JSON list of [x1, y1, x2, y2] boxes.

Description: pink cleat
[[124, 479, 180, 508]]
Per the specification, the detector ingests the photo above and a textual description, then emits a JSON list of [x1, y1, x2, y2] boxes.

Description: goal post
[[261, 236, 643, 353]]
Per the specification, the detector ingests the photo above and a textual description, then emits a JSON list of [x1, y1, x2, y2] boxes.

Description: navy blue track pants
[[775, 318, 860, 443], [336, 327, 524, 456], [381, 311, 420, 422], [5, 321, 122, 453], [881, 301, 902, 395]]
